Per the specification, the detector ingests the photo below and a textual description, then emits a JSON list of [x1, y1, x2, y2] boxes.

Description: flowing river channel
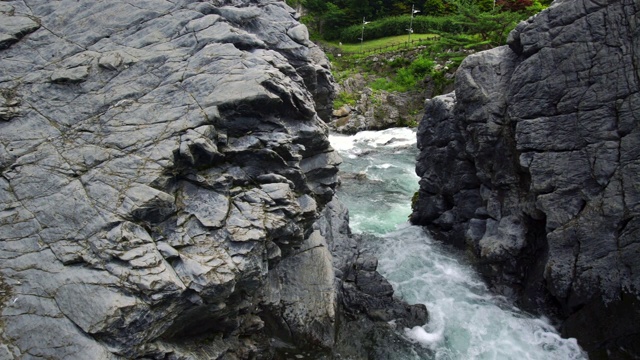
[[330, 128, 588, 360]]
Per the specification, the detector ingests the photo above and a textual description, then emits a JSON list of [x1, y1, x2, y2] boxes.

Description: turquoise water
[[330, 128, 587, 360], [331, 128, 419, 234]]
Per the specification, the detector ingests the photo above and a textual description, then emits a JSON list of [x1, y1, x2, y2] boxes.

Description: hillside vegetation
[[287, 0, 551, 45], [299, 0, 550, 132], [328, 34, 439, 54]]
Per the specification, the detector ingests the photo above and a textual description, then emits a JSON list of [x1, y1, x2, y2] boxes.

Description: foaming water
[[330, 128, 588, 360], [375, 225, 586, 360], [330, 127, 417, 154], [330, 128, 418, 234]]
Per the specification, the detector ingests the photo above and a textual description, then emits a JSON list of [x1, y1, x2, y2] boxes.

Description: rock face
[[330, 85, 424, 134], [0, 1, 424, 359], [412, 0, 640, 357], [327, 62, 456, 135]]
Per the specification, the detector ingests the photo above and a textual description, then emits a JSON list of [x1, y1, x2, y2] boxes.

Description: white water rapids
[[330, 128, 588, 360]]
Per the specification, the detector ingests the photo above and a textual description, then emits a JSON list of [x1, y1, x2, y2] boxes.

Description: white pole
[[360, 17, 370, 53], [361, 17, 365, 53], [408, 5, 419, 44], [408, 5, 414, 43]]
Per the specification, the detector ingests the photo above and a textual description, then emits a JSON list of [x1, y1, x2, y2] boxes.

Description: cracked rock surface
[[0, 0, 425, 359], [411, 0, 640, 357]]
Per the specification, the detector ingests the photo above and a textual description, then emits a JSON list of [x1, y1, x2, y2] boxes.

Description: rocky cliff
[[412, 0, 640, 357], [0, 1, 425, 358]]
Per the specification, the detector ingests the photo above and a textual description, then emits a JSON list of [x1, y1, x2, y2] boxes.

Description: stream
[[330, 128, 588, 360]]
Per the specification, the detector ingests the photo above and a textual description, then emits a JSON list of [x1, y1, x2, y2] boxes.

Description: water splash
[[330, 128, 418, 234], [331, 128, 588, 360], [375, 224, 586, 360]]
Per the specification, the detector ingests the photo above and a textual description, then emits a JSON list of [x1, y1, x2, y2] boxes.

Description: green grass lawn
[[325, 34, 439, 54]]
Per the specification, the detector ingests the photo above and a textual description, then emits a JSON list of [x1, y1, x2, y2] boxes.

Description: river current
[[330, 128, 588, 360]]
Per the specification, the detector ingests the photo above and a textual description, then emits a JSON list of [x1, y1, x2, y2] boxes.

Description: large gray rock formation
[[0, 0, 424, 358], [330, 87, 424, 134], [412, 0, 640, 358]]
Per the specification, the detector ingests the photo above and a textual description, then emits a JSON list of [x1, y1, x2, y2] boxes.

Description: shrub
[[496, 0, 534, 12], [388, 57, 411, 69], [409, 56, 435, 78], [370, 77, 405, 92], [430, 70, 453, 96], [396, 68, 418, 89], [370, 54, 435, 93], [333, 91, 358, 109], [397, 116, 419, 128]]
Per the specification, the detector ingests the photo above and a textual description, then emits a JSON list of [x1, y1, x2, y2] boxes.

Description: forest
[[285, 0, 551, 42]]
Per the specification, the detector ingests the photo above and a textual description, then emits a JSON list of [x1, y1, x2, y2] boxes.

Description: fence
[[341, 36, 439, 56]]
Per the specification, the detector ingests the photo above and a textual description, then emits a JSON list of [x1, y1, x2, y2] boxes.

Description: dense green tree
[[294, 0, 326, 35], [496, 0, 533, 12], [455, 2, 522, 44], [298, 0, 327, 13], [422, 0, 447, 15], [448, 0, 494, 12], [375, 0, 417, 20], [284, 0, 302, 6], [289, 0, 538, 41], [344, 0, 378, 20], [323, 3, 350, 34], [391, 1, 413, 15]]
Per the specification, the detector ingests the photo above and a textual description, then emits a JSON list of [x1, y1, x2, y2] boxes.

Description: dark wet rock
[[315, 199, 432, 359], [412, 0, 640, 357], [342, 251, 428, 328]]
